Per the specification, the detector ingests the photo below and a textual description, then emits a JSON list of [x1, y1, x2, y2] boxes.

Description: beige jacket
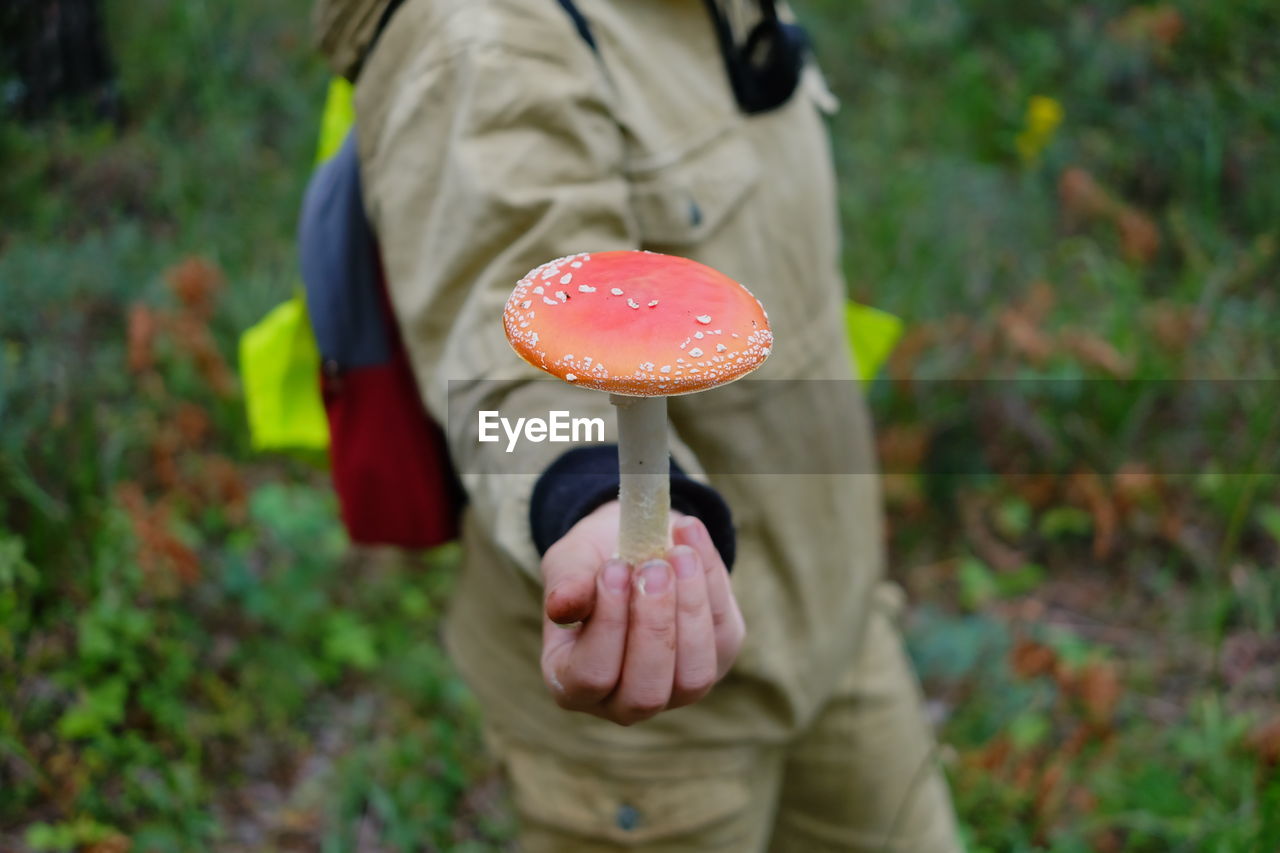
[[316, 0, 885, 756]]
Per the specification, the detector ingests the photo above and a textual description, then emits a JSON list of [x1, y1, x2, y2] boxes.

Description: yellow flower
[[1016, 95, 1064, 164]]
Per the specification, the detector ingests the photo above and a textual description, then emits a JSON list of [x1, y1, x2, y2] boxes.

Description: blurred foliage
[[1, 0, 1278, 850], [800, 0, 1280, 849], [1, 1, 506, 850]]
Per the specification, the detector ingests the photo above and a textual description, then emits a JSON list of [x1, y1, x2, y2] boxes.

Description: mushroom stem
[[610, 393, 670, 565]]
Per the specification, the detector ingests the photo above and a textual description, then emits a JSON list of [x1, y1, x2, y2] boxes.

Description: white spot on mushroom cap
[[555, 290, 568, 301], [648, 300, 659, 307], [533, 286, 544, 294], [660, 365, 671, 374], [610, 288, 624, 296], [542, 296, 558, 306], [520, 300, 532, 309], [560, 273, 573, 285], [566, 374, 577, 381], [696, 315, 712, 324], [578, 285, 596, 293], [716, 343, 727, 353], [689, 347, 704, 357], [627, 299, 640, 309]]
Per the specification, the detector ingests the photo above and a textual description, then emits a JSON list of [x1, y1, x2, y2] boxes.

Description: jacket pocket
[[497, 735, 760, 846], [627, 127, 760, 248]]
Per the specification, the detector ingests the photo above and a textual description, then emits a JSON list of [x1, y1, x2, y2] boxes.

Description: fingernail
[[603, 559, 630, 593], [636, 560, 672, 596], [671, 546, 699, 579], [676, 515, 700, 536], [679, 516, 709, 546]]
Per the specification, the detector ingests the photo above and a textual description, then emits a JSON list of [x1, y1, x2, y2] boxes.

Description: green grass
[[2, 0, 1279, 850]]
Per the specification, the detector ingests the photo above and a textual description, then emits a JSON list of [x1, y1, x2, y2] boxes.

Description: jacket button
[[616, 803, 641, 831]]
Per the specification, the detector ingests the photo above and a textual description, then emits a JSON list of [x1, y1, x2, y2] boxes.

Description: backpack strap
[[555, 0, 598, 52], [367, 0, 597, 67], [703, 0, 809, 115]]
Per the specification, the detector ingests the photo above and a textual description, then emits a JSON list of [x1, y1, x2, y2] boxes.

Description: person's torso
[[326, 0, 886, 746]]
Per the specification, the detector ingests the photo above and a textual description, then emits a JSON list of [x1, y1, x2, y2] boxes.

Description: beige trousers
[[486, 586, 963, 852]]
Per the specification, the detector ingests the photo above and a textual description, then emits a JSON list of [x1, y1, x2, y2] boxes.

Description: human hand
[[539, 501, 745, 726]]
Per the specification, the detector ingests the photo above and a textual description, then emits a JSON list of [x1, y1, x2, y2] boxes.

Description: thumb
[[541, 534, 602, 625]]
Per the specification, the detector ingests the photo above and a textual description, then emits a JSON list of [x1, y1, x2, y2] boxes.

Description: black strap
[[371, 2, 800, 116], [374, 0, 407, 44], [369, 0, 596, 60], [556, 0, 598, 52], [703, 0, 809, 115]]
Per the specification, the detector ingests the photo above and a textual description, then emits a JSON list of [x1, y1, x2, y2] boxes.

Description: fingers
[[673, 517, 745, 679], [541, 513, 742, 727], [603, 559, 677, 725], [542, 559, 632, 710], [541, 532, 601, 626], [668, 545, 716, 708]]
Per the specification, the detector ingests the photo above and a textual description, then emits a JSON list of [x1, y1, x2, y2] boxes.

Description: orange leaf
[[1011, 474, 1060, 510], [174, 402, 211, 448], [1034, 759, 1068, 827], [1109, 6, 1185, 49], [1068, 785, 1098, 816], [999, 307, 1055, 365], [202, 455, 249, 523], [1116, 207, 1161, 264], [149, 426, 181, 490], [878, 424, 930, 473], [974, 736, 1012, 772], [1011, 638, 1059, 680], [1246, 716, 1280, 766], [1076, 661, 1121, 726], [1144, 300, 1205, 351], [1065, 470, 1119, 560], [165, 256, 223, 319], [1024, 280, 1056, 325], [170, 314, 238, 398], [1060, 328, 1134, 379], [1059, 168, 1116, 224], [84, 835, 133, 853], [1113, 462, 1161, 515], [126, 304, 157, 373], [115, 482, 201, 589]]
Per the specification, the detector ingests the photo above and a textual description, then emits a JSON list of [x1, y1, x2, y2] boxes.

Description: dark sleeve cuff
[[529, 444, 736, 570]]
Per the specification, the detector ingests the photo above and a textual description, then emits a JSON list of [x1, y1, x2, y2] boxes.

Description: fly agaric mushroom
[[504, 250, 773, 565]]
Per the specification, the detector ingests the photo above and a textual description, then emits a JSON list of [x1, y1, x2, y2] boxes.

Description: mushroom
[[504, 250, 773, 565]]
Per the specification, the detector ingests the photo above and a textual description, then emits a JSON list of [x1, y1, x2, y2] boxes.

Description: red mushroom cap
[[504, 250, 773, 396]]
